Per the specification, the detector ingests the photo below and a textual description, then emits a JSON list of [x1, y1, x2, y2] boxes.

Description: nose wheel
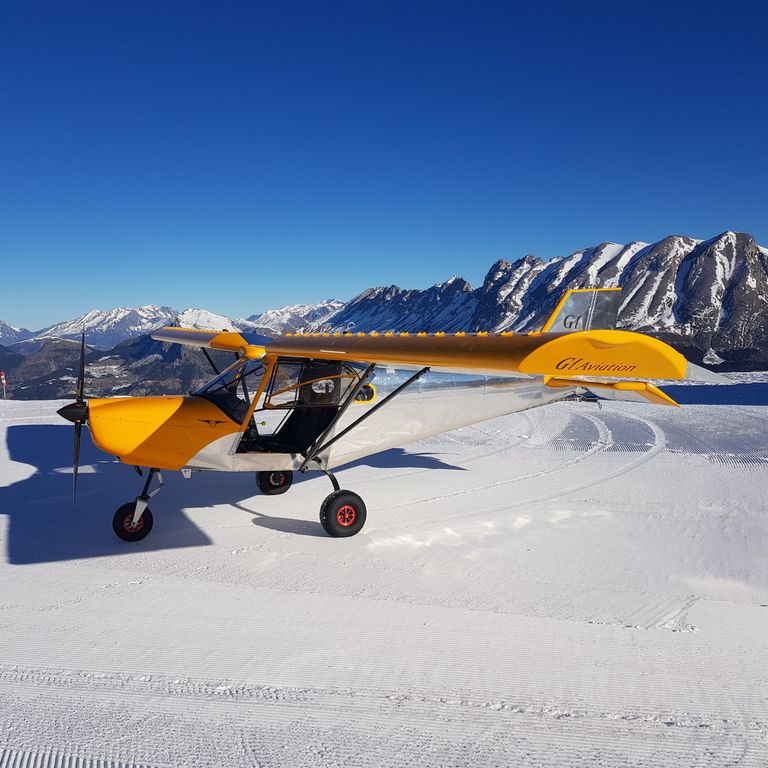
[[112, 467, 163, 542], [113, 503, 154, 541]]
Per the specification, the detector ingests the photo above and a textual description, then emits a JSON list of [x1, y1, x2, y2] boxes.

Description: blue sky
[[2, 1, 766, 329]]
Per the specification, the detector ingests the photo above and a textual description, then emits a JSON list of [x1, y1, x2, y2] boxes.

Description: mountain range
[[2, 302, 346, 353], [2, 230, 766, 398]]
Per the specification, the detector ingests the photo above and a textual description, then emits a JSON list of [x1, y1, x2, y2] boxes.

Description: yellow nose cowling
[[87, 396, 241, 470]]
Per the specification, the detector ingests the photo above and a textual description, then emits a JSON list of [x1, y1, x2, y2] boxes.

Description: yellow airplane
[[57, 288, 723, 541]]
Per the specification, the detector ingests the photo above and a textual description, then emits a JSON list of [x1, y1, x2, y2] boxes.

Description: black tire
[[257, 470, 294, 495], [319, 490, 367, 537], [112, 502, 154, 542]]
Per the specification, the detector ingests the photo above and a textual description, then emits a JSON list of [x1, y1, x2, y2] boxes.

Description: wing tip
[[685, 361, 730, 384]]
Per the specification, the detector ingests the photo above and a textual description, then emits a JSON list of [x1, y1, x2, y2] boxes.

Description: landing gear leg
[[320, 469, 340, 492], [112, 467, 164, 542]]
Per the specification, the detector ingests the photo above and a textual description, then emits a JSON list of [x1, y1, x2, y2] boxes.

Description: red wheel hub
[[336, 504, 357, 527], [269, 472, 285, 487], [122, 513, 143, 532]]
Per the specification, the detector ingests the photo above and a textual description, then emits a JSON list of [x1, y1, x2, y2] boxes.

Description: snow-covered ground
[[1, 389, 767, 767]]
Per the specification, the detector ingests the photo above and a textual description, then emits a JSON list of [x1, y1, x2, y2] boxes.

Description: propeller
[[57, 332, 88, 500]]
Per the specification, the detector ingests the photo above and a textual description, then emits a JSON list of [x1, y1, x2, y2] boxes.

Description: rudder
[[541, 288, 622, 333]]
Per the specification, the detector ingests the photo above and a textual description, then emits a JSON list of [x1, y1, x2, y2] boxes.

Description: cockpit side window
[[264, 359, 360, 409], [193, 358, 268, 423]]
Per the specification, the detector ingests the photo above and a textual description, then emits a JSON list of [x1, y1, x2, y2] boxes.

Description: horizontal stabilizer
[[544, 376, 679, 407]]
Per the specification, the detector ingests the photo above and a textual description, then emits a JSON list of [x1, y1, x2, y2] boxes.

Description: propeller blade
[[76, 331, 85, 403], [73, 421, 81, 501]]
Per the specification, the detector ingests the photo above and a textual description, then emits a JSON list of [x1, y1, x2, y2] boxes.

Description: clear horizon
[[2, 2, 766, 328]]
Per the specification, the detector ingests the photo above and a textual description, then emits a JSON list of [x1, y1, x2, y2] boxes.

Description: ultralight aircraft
[[57, 288, 723, 540]]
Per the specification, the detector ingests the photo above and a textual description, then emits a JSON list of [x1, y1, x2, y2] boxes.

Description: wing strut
[[201, 348, 221, 376], [299, 366, 430, 472], [298, 363, 377, 472]]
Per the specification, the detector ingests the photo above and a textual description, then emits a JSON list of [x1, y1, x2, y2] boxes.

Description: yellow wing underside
[[152, 325, 725, 407], [153, 326, 689, 377]]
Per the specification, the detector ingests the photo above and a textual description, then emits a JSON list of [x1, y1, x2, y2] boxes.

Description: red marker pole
[[0, 371, 6, 400]]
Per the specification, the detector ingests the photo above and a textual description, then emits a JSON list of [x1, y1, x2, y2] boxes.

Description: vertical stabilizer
[[541, 288, 622, 333]]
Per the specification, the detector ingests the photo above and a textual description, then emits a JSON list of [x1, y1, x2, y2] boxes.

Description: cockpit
[[193, 356, 369, 455], [192, 358, 268, 424]]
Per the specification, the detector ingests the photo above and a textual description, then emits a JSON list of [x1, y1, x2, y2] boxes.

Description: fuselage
[[86, 367, 575, 473]]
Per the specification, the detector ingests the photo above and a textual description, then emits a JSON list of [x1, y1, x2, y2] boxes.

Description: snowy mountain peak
[[0, 320, 32, 345], [245, 299, 344, 333], [437, 274, 462, 286], [29, 305, 178, 350], [174, 308, 238, 331]]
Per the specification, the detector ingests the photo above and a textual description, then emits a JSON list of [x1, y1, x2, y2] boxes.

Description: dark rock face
[[324, 277, 476, 333], [0, 344, 24, 376], [7, 336, 234, 400], [9, 339, 89, 389], [614, 233, 768, 368]]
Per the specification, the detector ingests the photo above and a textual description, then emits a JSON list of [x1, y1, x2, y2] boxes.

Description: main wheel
[[257, 470, 293, 495], [319, 490, 367, 537], [112, 502, 154, 542]]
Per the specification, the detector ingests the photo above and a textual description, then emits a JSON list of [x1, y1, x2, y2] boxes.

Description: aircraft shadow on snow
[[1, 424, 464, 565]]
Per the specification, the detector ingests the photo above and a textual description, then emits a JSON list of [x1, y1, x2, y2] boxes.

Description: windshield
[[193, 358, 267, 423]]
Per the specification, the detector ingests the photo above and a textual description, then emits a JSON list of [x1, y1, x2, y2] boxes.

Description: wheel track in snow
[[509, 410, 666, 508], [342, 409, 540, 486], [389, 410, 610, 507], [367, 408, 665, 533], [367, 409, 614, 527]]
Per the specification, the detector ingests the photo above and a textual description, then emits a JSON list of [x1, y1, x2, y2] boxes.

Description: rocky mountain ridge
[[318, 231, 768, 369]]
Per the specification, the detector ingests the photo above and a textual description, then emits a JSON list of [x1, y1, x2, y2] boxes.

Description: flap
[[544, 376, 679, 406]]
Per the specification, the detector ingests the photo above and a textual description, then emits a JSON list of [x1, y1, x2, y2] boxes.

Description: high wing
[[152, 328, 273, 355], [257, 329, 708, 379], [152, 325, 726, 407]]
